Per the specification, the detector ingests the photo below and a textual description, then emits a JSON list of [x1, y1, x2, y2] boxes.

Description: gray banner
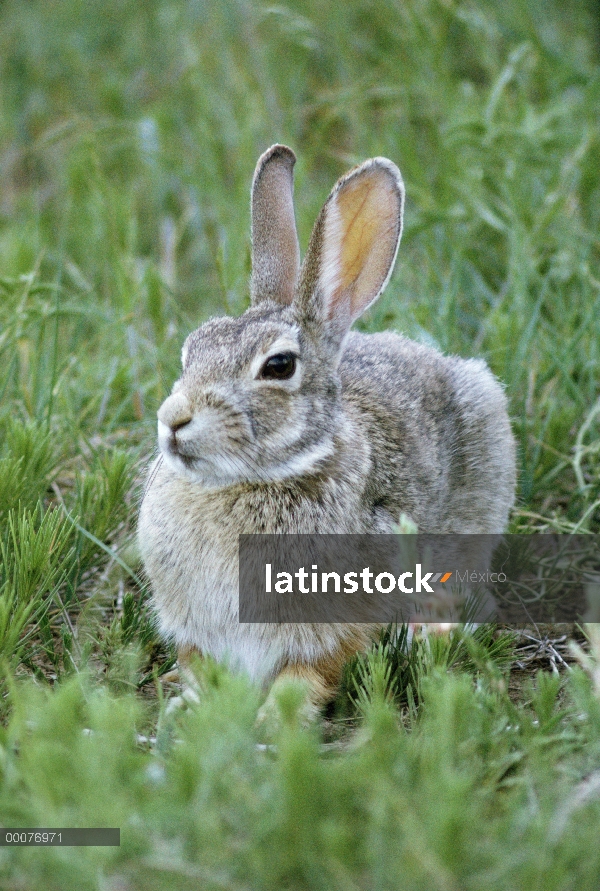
[[238, 534, 599, 623], [0, 829, 120, 846]]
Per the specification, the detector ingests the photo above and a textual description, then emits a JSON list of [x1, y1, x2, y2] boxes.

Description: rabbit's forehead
[[183, 314, 299, 373]]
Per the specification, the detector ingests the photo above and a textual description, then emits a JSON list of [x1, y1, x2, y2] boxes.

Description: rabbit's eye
[[260, 352, 297, 380]]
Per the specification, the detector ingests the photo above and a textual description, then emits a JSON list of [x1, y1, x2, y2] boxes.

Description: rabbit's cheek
[[249, 389, 298, 437]]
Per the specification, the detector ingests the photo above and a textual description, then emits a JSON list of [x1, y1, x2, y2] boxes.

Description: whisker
[[142, 453, 164, 501]]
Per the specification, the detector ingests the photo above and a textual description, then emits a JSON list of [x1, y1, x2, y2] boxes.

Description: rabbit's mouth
[[159, 431, 211, 475], [157, 425, 237, 482], [160, 443, 226, 486], [157, 419, 252, 487]]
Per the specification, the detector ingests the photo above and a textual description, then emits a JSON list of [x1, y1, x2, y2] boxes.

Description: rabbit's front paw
[[256, 673, 322, 734]]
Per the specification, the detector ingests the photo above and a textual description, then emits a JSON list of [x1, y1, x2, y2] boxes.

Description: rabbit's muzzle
[[156, 389, 255, 483]]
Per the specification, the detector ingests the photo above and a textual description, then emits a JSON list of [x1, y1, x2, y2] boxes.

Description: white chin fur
[[157, 418, 172, 446]]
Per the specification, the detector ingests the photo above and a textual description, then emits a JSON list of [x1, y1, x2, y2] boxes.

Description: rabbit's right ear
[[250, 144, 300, 307], [296, 158, 404, 345]]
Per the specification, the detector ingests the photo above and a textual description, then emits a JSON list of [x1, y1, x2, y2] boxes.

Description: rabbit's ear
[[297, 158, 403, 341], [250, 144, 300, 307]]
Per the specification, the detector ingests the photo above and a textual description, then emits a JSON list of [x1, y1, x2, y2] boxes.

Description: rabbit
[[138, 144, 516, 713]]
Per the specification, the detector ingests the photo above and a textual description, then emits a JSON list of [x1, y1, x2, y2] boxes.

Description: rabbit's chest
[[138, 467, 283, 680]]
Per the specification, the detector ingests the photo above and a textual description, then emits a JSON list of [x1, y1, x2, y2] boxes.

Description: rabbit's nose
[[157, 393, 193, 433], [170, 417, 191, 433]]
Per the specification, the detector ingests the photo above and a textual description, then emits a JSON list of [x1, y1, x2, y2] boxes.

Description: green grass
[[2, 643, 600, 889], [0, 0, 599, 887]]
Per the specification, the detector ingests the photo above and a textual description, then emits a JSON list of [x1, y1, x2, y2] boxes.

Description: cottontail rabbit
[[138, 144, 516, 709]]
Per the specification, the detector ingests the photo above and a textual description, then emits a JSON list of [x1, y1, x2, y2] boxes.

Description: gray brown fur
[[250, 145, 299, 306], [138, 145, 516, 704]]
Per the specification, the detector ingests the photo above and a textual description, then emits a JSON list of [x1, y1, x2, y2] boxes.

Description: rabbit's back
[[340, 331, 516, 533]]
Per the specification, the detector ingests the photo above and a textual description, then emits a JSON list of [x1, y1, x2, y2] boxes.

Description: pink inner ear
[[320, 167, 403, 323]]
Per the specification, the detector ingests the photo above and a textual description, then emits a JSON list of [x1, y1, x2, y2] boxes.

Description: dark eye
[[259, 352, 297, 380]]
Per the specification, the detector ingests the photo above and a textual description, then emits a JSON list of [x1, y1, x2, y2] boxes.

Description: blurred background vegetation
[[0, 1, 600, 887]]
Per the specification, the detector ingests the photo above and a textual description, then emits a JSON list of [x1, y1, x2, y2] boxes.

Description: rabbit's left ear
[[250, 144, 300, 307], [297, 158, 404, 341]]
